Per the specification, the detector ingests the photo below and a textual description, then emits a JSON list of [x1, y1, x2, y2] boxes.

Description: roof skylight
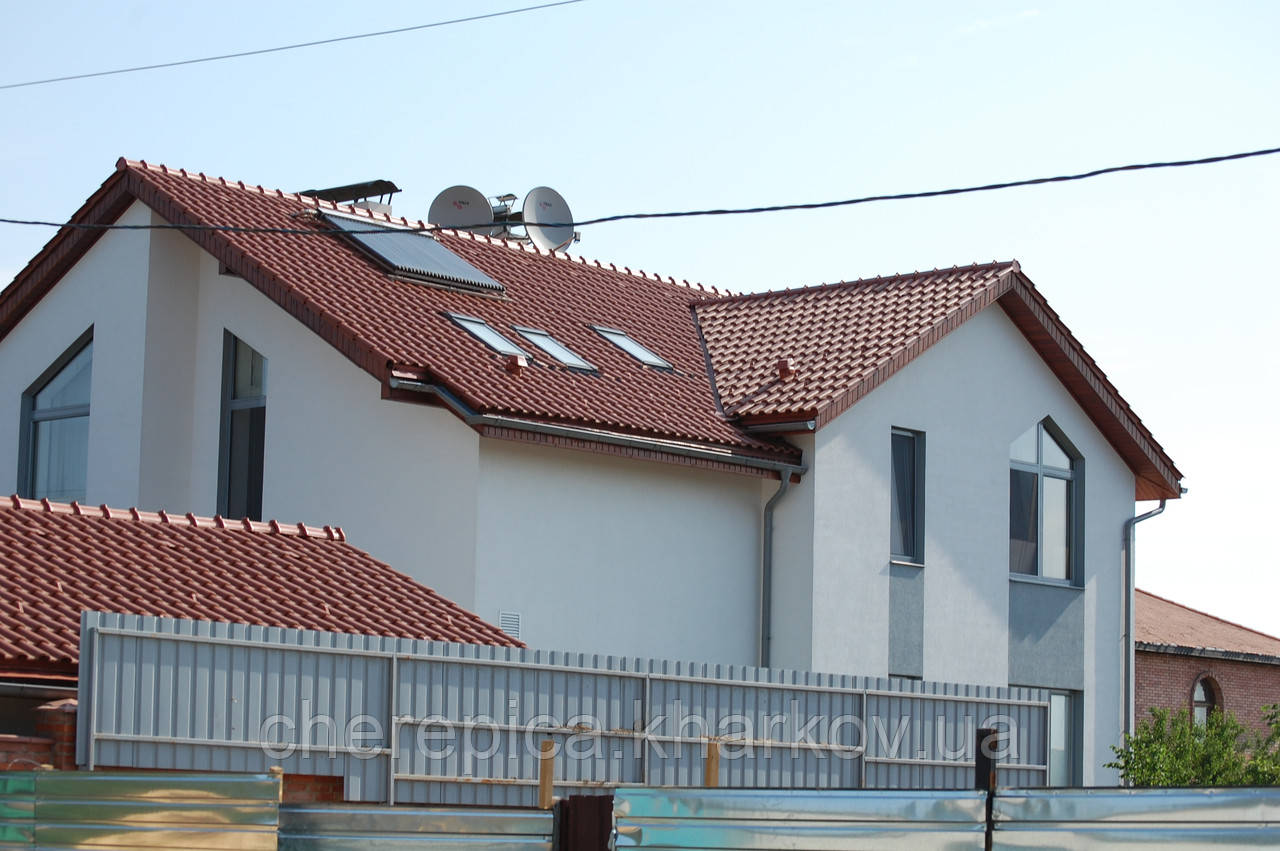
[[322, 212, 503, 293], [593, 326, 672, 369], [450, 314, 527, 357], [515, 327, 595, 370]]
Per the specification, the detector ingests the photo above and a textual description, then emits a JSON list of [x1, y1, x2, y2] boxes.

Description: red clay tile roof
[[0, 159, 1181, 495], [0, 496, 521, 681], [1136, 589, 1280, 659]]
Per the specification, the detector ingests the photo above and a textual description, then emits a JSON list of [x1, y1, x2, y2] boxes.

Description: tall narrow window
[[20, 330, 93, 502], [890, 428, 925, 562], [1048, 691, 1074, 786], [218, 333, 266, 521], [1010, 420, 1078, 580], [1192, 677, 1218, 726]]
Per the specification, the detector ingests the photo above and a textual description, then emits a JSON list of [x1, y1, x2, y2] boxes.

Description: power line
[[0, 1, 586, 91], [0, 143, 1276, 236]]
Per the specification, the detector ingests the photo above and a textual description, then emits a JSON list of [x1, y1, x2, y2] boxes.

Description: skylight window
[[449, 314, 527, 357], [593, 326, 672, 369], [515, 327, 595, 370], [322, 212, 503, 293]]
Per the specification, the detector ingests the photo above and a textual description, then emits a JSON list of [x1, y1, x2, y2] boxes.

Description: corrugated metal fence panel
[[279, 803, 552, 850], [992, 787, 1280, 848], [81, 612, 1049, 805], [613, 787, 988, 850], [0, 773, 34, 850], [0, 770, 278, 850]]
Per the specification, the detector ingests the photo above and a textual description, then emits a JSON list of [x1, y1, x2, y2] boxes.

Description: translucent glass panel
[[35, 343, 92, 409], [32, 417, 90, 501], [28, 340, 93, 503], [1010, 424, 1037, 463], [594, 327, 671, 369], [1049, 692, 1072, 786], [890, 431, 919, 560], [1042, 430, 1071, 469], [452, 315, 527, 357], [516, 328, 594, 370], [1042, 477, 1071, 580]]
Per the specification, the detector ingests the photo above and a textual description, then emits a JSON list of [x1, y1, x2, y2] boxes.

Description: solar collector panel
[[321, 212, 503, 292]]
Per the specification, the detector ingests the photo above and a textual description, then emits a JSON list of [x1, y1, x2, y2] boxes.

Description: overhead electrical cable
[[0, 143, 1277, 237], [0, 0, 586, 91]]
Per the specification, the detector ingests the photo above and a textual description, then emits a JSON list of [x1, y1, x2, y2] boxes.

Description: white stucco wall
[[0, 202, 152, 508], [182, 250, 482, 608], [474, 440, 763, 662], [802, 305, 1133, 783]]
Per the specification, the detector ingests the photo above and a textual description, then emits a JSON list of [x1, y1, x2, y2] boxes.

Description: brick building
[[0, 494, 519, 799], [1135, 589, 1280, 734]]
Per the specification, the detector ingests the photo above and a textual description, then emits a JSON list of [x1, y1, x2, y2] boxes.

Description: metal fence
[[78, 611, 1048, 805], [612, 785, 1280, 850], [278, 803, 553, 850], [0, 770, 278, 850]]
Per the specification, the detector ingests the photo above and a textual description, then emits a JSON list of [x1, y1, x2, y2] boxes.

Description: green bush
[[1107, 704, 1280, 786]]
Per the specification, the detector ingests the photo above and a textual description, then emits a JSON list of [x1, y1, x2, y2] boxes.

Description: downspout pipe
[[760, 474, 794, 669], [1122, 498, 1167, 745]]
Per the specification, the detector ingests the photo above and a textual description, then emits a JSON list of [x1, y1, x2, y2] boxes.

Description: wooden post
[[538, 739, 555, 810], [703, 739, 720, 788]]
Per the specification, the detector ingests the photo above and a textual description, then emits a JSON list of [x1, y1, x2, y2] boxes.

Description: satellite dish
[[428, 185, 499, 235], [523, 186, 575, 251]]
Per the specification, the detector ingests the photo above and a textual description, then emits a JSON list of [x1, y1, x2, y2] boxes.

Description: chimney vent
[[777, 358, 797, 381]]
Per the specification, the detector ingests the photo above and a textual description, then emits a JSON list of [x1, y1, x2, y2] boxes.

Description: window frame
[[217, 331, 268, 521], [1192, 676, 1219, 726], [1009, 418, 1084, 584], [18, 326, 94, 501], [890, 427, 926, 565], [513, 326, 596, 371], [448, 313, 529, 358], [1047, 689, 1079, 787], [592, 325, 672, 370]]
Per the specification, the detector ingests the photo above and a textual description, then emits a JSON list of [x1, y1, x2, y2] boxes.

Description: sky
[[1, 1, 1277, 634]]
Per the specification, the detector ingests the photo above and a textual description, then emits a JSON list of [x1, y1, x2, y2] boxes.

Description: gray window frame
[[1009, 418, 1084, 584], [17, 326, 94, 500], [217, 331, 267, 521], [592, 325, 672, 370], [890, 427, 926, 565], [447, 313, 528, 358], [513, 325, 595, 371], [1047, 689, 1081, 787]]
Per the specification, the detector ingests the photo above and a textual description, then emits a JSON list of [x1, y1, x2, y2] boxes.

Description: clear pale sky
[[2, 2, 1277, 634]]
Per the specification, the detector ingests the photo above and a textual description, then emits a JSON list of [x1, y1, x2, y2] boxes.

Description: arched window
[[1192, 677, 1219, 725], [1009, 419, 1079, 581]]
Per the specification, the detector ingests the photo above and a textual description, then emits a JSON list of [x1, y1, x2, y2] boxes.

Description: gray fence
[[612, 785, 1280, 849], [78, 611, 1048, 805], [279, 803, 553, 850], [0, 770, 278, 850]]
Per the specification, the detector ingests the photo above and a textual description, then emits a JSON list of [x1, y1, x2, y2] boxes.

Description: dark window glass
[[219, 334, 267, 521], [23, 336, 93, 503], [891, 431, 918, 559], [1009, 469, 1038, 574]]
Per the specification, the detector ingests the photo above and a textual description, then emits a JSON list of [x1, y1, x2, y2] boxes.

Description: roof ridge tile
[[4, 495, 340, 540]]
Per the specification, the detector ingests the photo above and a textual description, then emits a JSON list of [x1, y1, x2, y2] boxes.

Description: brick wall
[[281, 773, 345, 803], [33, 699, 77, 770], [1135, 649, 1280, 735], [0, 734, 52, 769]]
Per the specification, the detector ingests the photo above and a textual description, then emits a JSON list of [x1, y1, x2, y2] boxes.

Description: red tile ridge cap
[[695, 260, 1020, 307], [115, 158, 736, 298], [1136, 588, 1280, 645], [5, 494, 345, 541]]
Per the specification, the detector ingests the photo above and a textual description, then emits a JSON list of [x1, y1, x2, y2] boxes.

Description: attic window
[[515, 327, 595, 371], [449, 314, 527, 357], [321, 212, 503, 293], [593, 326, 671, 369]]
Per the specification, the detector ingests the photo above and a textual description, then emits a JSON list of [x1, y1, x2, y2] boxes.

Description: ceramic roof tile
[[0, 496, 520, 676], [1136, 589, 1280, 659]]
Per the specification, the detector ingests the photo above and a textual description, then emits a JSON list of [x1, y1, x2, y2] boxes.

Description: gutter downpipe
[[388, 380, 808, 663], [1122, 498, 1167, 749], [760, 474, 795, 669]]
